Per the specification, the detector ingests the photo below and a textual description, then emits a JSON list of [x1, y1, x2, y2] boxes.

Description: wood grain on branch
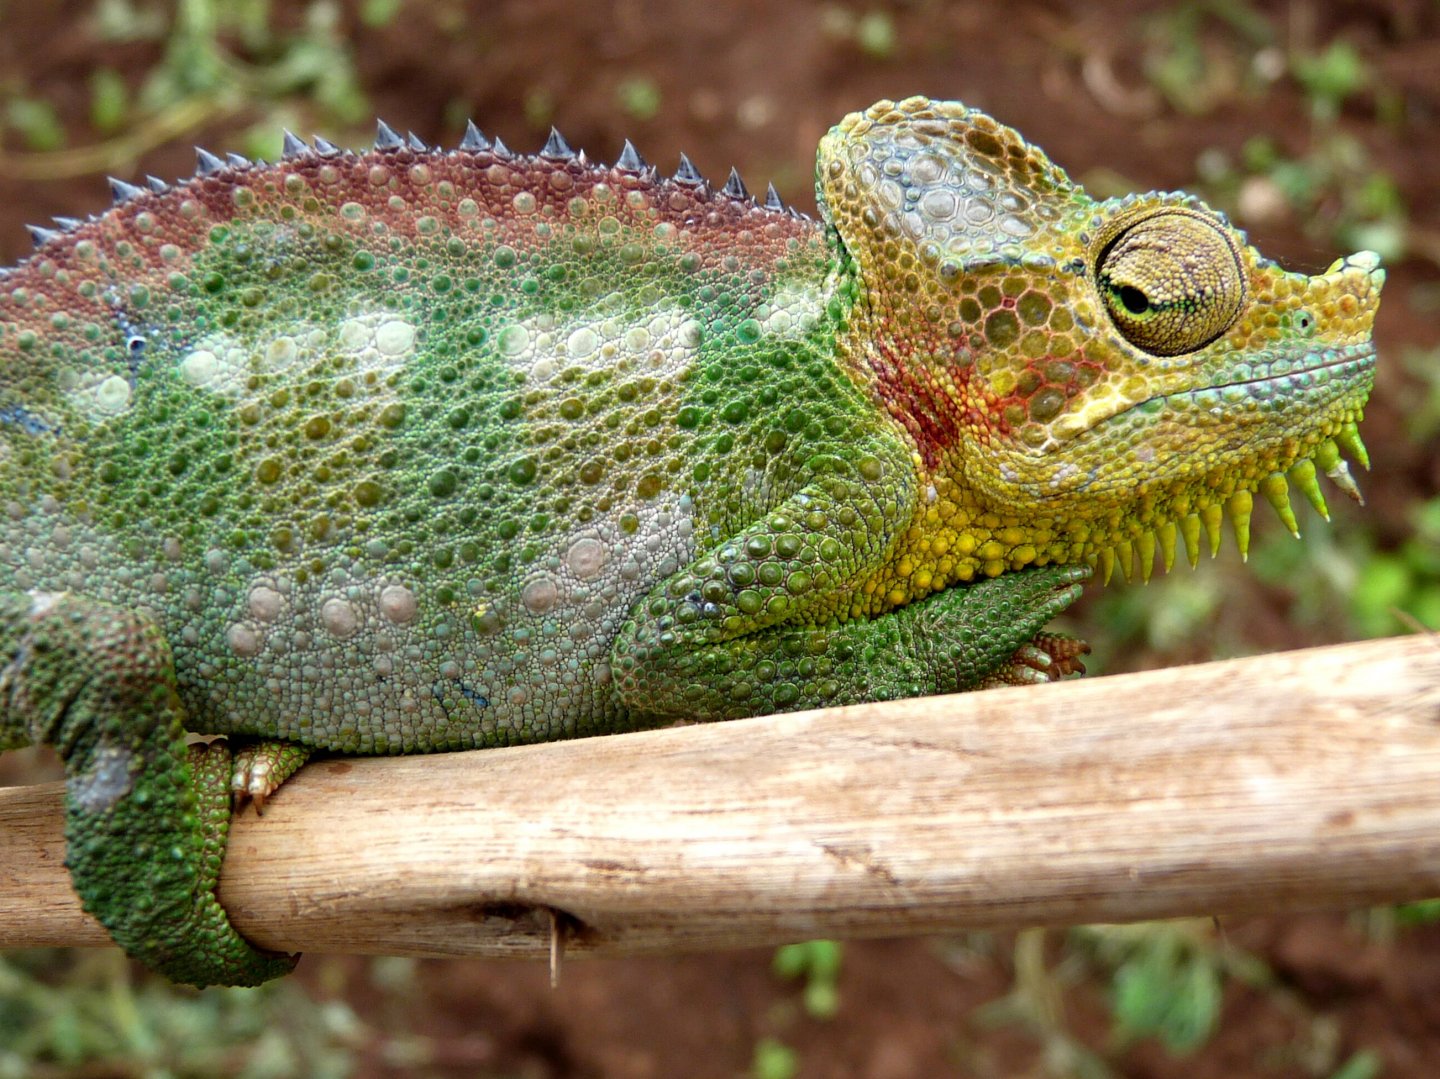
[[3, 634, 1440, 961]]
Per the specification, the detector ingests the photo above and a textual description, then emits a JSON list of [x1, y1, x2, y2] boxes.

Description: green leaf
[[5, 97, 66, 151], [1328, 1049, 1382, 1079], [89, 69, 130, 133], [360, 0, 403, 27], [752, 1037, 798, 1079], [617, 78, 662, 122], [1292, 41, 1369, 119]]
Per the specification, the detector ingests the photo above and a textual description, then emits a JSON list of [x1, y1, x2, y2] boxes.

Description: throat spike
[[1336, 422, 1371, 471], [1227, 489, 1253, 561], [1313, 438, 1342, 474], [1259, 473, 1300, 538], [1200, 504, 1224, 558], [1315, 439, 1364, 504], [1098, 546, 1116, 586], [1137, 531, 1157, 583], [1327, 459, 1364, 505], [1180, 515, 1202, 568], [1289, 458, 1330, 521], [1157, 521, 1177, 573], [1115, 539, 1135, 583]]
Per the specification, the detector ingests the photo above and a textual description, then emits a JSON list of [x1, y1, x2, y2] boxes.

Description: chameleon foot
[[982, 632, 1091, 688], [231, 740, 312, 812]]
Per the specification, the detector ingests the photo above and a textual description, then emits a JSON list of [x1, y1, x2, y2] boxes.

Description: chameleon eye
[[1097, 211, 1244, 356]]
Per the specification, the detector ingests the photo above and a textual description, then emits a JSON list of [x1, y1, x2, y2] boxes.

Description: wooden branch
[[4, 635, 1440, 961]]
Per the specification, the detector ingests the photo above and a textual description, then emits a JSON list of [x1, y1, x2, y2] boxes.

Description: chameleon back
[[0, 135, 853, 751]]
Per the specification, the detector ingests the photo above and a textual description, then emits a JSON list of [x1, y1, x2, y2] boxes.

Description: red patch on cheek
[[859, 302, 1108, 467], [864, 335, 997, 468]]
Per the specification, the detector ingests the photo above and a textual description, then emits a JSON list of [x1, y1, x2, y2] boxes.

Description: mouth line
[[1030, 346, 1376, 465], [1134, 346, 1376, 412]]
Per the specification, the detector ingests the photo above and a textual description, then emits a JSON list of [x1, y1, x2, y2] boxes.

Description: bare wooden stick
[[3, 635, 1440, 960]]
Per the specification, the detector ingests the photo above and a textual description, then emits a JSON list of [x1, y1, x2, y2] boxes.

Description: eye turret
[[1097, 211, 1244, 356]]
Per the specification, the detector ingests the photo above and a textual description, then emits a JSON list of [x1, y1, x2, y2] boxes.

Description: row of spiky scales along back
[[19, 118, 810, 258], [11, 117, 1372, 593]]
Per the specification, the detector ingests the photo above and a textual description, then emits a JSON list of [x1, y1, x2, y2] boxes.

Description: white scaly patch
[[336, 313, 418, 381], [64, 368, 138, 421], [174, 313, 417, 402], [496, 305, 705, 383], [756, 284, 825, 339], [471, 492, 699, 715]]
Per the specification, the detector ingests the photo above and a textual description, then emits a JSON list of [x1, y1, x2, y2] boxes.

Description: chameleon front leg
[[612, 436, 1092, 721], [0, 591, 296, 987]]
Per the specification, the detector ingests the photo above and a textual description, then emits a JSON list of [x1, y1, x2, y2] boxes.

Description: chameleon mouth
[[1082, 347, 1375, 586], [1151, 344, 1375, 411], [1085, 417, 1371, 586]]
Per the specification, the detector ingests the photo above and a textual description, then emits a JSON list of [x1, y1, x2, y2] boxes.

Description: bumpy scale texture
[[0, 97, 1382, 985]]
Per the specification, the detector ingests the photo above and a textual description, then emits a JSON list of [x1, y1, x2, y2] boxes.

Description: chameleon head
[[818, 96, 1383, 576]]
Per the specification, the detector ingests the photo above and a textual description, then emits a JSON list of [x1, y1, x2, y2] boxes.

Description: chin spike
[[722, 167, 750, 200], [1259, 472, 1299, 538], [1327, 459, 1364, 504], [108, 176, 145, 204], [1288, 458, 1329, 521], [765, 182, 785, 212], [313, 134, 341, 156], [1201, 503, 1224, 557], [1227, 489, 1253, 561], [1180, 514, 1202, 569], [1115, 538, 1135, 583], [1315, 439, 1363, 504], [1157, 521, 1177, 573], [1137, 531, 1157, 583], [1098, 546, 1116, 586], [1335, 422, 1371, 471], [26, 224, 60, 247], [281, 130, 309, 159], [540, 126, 575, 160]]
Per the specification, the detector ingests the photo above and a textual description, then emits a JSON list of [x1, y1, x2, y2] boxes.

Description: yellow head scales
[[818, 96, 1381, 584]]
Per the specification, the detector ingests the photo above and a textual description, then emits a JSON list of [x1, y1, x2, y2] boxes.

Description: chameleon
[[0, 96, 1381, 986]]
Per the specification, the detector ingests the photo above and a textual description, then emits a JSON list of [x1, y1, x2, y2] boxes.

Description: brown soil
[[2, 1, 1439, 1076]]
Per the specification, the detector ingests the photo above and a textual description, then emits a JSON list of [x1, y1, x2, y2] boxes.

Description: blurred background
[[0, 1, 1437, 1076]]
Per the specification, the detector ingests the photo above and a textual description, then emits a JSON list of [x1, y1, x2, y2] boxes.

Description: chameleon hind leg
[[0, 591, 296, 987]]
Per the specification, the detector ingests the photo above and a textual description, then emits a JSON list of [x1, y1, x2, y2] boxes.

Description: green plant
[[772, 939, 843, 1019], [0, 950, 360, 1077], [751, 1036, 798, 1079], [1, 0, 374, 180], [616, 77, 662, 122]]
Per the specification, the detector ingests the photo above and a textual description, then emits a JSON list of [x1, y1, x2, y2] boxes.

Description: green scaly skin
[[0, 97, 1382, 985]]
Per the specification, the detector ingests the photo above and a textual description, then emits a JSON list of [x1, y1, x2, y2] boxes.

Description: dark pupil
[[1117, 285, 1149, 315]]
